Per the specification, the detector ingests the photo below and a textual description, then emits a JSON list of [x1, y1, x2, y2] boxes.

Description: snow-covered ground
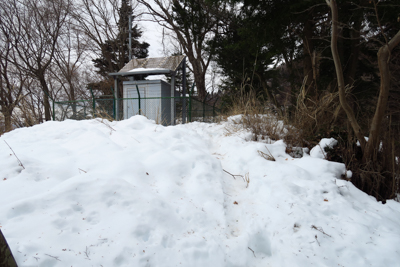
[[1, 116, 399, 267]]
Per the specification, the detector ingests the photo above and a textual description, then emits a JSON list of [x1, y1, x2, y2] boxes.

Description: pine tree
[[93, 0, 149, 77]]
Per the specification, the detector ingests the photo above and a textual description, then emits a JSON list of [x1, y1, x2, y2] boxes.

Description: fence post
[[182, 59, 187, 124], [203, 92, 209, 122], [188, 83, 195, 122], [111, 86, 116, 120], [89, 87, 96, 118], [135, 85, 141, 115], [52, 100, 55, 121], [114, 78, 119, 120], [213, 99, 218, 121]]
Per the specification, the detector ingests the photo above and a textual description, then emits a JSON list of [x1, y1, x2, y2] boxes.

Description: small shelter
[[109, 55, 187, 125]]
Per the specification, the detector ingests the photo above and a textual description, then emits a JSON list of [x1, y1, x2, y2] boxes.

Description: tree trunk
[[303, 18, 316, 97], [364, 30, 400, 161], [0, 229, 18, 267], [192, 63, 206, 100], [3, 107, 13, 133], [38, 76, 52, 121], [327, 0, 366, 149]]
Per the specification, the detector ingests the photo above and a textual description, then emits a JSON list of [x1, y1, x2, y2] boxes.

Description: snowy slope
[[0, 116, 399, 267]]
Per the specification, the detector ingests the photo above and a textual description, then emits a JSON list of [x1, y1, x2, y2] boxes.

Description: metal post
[[188, 82, 195, 122], [90, 87, 96, 118], [213, 99, 218, 121], [171, 72, 175, 125], [203, 93, 208, 122], [182, 58, 187, 124], [128, 15, 132, 61], [52, 99, 55, 121], [114, 78, 119, 120], [111, 86, 116, 119], [136, 85, 141, 115]]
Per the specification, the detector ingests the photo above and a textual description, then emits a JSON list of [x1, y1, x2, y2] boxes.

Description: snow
[[1, 116, 399, 267], [146, 75, 167, 81], [310, 138, 338, 159], [128, 67, 169, 73]]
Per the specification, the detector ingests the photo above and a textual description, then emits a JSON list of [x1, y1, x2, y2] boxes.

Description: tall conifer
[[93, 0, 149, 77]]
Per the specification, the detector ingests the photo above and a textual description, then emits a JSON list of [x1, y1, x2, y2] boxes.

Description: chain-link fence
[[53, 95, 220, 124], [53, 98, 114, 121], [189, 98, 220, 123], [119, 97, 182, 125]]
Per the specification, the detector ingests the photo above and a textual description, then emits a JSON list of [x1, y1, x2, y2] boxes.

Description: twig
[[317, 144, 327, 159], [315, 235, 321, 246], [258, 146, 276, 161], [4, 140, 25, 169], [248, 247, 256, 258], [97, 118, 115, 132], [311, 225, 332, 237], [244, 172, 250, 188], [223, 192, 232, 197], [264, 146, 276, 161], [223, 169, 243, 180], [78, 168, 87, 173], [45, 254, 61, 261], [84, 246, 91, 260]]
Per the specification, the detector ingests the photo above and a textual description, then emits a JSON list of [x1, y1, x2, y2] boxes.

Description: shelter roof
[[112, 55, 185, 76]]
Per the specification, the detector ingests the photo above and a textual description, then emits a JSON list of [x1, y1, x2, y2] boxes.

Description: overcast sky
[[138, 15, 165, 58]]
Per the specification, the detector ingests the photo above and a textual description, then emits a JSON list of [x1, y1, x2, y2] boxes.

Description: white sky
[[139, 19, 165, 57]]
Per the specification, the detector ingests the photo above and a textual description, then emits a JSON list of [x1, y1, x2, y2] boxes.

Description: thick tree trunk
[[3, 108, 13, 133], [38, 76, 52, 121], [192, 63, 206, 100]]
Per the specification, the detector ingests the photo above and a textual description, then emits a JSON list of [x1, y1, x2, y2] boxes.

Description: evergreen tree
[[93, 0, 149, 77]]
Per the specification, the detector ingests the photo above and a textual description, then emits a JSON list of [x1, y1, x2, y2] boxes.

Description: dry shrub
[[226, 83, 286, 142], [224, 77, 400, 202], [283, 78, 343, 150], [333, 118, 400, 203], [94, 107, 115, 121]]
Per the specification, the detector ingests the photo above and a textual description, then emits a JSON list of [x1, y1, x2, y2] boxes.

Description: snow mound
[[0, 116, 399, 267]]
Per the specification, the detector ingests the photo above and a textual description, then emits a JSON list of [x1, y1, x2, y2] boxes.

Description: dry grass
[[258, 147, 276, 161], [283, 78, 342, 150], [225, 84, 286, 142]]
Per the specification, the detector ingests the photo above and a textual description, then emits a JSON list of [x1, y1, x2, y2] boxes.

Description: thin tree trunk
[[364, 30, 400, 160], [326, 0, 366, 149], [303, 18, 315, 97]]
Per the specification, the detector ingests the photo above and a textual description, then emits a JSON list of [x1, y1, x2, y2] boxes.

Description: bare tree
[[1, 0, 72, 121], [48, 15, 99, 120], [138, 0, 223, 99], [0, 35, 25, 132], [74, 0, 148, 100], [73, 0, 121, 61]]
